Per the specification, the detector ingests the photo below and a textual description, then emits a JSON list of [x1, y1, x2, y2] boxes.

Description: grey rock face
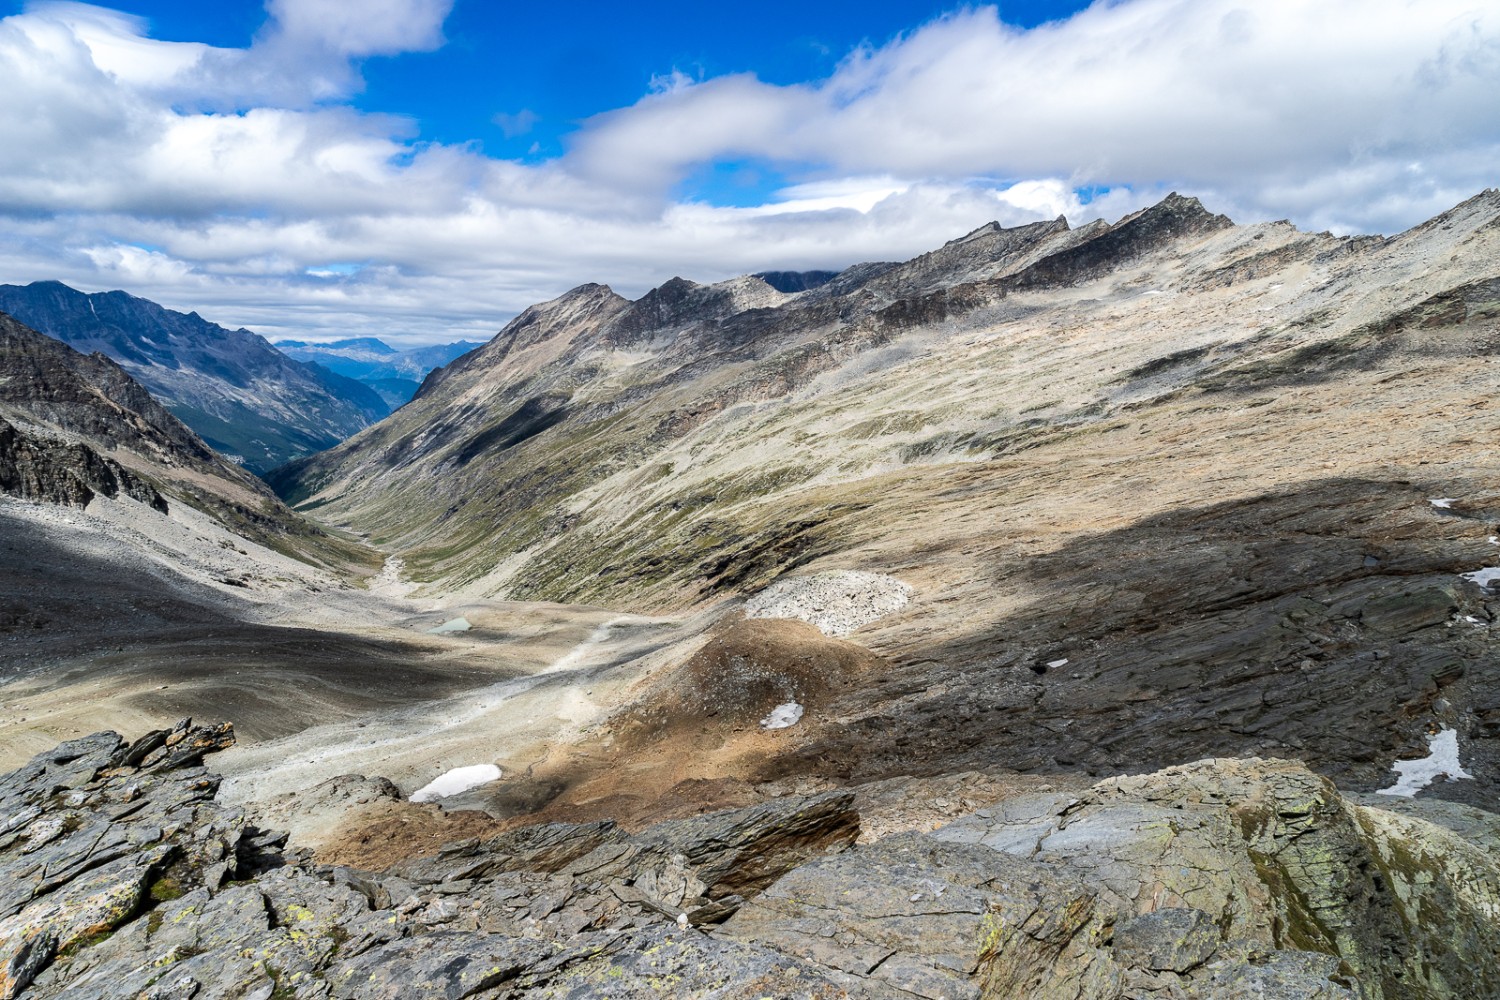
[[3, 729, 1496, 999], [0, 416, 167, 511], [721, 833, 1122, 1000], [1112, 908, 1219, 973]]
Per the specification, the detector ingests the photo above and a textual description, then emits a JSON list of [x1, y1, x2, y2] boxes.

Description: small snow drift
[[1377, 728, 1473, 797], [1429, 498, 1458, 509], [761, 701, 804, 730], [410, 764, 502, 802], [426, 617, 472, 634], [744, 570, 912, 637], [1461, 567, 1500, 590]]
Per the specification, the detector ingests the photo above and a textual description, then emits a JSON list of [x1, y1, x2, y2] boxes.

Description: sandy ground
[[0, 493, 726, 806], [1, 486, 926, 863]]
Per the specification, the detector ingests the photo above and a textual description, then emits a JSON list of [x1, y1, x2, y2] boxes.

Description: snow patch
[[761, 701, 804, 730], [427, 617, 471, 634], [1376, 728, 1473, 797], [1429, 498, 1457, 509], [1047, 658, 1070, 669], [744, 570, 913, 637], [410, 764, 502, 802], [1461, 567, 1500, 590]]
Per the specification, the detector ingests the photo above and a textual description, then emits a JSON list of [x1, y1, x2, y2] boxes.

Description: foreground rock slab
[[0, 726, 1496, 998]]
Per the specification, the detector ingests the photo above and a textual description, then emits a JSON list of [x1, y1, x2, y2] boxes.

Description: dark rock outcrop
[[0, 417, 166, 512], [3, 729, 1495, 998]]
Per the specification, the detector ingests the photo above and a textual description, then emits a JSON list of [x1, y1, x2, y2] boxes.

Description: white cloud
[[0, 1, 1496, 347], [263, 0, 450, 57], [573, 1, 1500, 231]]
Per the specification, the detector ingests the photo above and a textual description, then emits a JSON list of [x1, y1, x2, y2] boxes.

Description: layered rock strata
[[2, 726, 1495, 999]]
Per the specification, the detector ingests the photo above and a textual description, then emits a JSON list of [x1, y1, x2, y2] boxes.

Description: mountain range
[[0, 281, 391, 475], [1, 191, 1499, 999], [274, 337, 483, 408], [272, 190, 1500, 801]]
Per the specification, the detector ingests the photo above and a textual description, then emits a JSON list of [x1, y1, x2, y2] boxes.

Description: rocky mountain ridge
[[0, 283, 390, 475], [1, 722, 1496, 999], [269, 191, 1500, 812]]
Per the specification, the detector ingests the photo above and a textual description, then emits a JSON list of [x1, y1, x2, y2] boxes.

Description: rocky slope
[[0, 311, 366, 568], [275, 338, 483, 409], [269, 192, 1500, 812], [1, 723, 1496, 999], [0, 283, 389, 475]]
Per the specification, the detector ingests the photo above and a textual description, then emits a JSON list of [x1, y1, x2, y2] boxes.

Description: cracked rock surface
[[2, 725, 1498, 998]]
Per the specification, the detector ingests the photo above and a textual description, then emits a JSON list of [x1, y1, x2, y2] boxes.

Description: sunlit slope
[[273, 191, 1500, 606]]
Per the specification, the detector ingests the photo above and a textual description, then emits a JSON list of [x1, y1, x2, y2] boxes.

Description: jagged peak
[[944, 215, 1071, 249], [556, 281, 620, 301], [1113, 192, 1234, 231], [945, 221, 1002, 246], [635, 275, 702, 304]]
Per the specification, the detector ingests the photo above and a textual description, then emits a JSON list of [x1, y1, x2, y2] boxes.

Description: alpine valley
[[2, 192, 1499, 1000]]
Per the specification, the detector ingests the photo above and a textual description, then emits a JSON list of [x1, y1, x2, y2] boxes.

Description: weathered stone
[[1112, 908, 1219, 973], [511, 924, 852, 999], [388, 819, 628, 884], [722, 833, 1121, 1000], [1190, 950, 1361, 999], [633, 791, 860, 898], [325, 932, 551, 999], [5, 727, 1499, 999]]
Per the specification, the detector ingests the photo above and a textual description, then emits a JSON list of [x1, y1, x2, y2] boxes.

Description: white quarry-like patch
[[1429, 498, 1458, 509], [1376, 728, 1473, 798], [368, 556, 419, 598], [761, 701, 804, 730], [410, 764, 502, 802], [744, 570, 913, 637], [1461, 567, 1500, 589], [426, 617, 472, 634]]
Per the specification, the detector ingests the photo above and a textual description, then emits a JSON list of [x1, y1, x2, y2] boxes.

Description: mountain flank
[[271, 191, 1500, 811], [0, 310, 367, 569], [0, 282, 390, 475]]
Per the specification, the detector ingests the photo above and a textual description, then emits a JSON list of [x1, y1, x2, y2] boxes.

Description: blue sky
[[0, 1, 1495, 345], [106, 2, 1090, 154]]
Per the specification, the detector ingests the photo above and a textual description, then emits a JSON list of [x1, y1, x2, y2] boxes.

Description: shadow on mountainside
[[0, 526, 505, 756], [761, 475, 1500, 805]]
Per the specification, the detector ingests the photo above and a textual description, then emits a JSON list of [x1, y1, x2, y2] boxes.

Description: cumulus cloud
[[573, 1, 1500, 230], [0, 0, 1496, 346], [263, 0, 449, 57]]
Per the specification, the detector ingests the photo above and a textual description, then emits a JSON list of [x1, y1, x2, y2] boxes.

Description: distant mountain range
[[274, 338, 482, 408], [0, 310, 360, 566], [0, 282, 390, 475]]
